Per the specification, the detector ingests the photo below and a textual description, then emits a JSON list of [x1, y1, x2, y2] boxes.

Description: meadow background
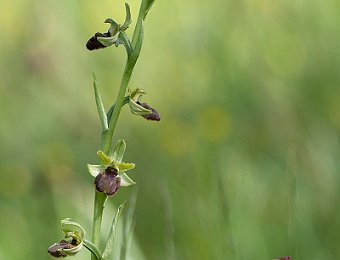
[[0, 0, 339, 259]]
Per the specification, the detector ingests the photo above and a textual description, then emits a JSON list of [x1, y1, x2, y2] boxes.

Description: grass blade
[[102, 202, 126, 260]]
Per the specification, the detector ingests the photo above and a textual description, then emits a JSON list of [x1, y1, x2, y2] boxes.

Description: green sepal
[[120, 3, 132, 31], [97, 34, 119, 47], [119, 172, 136, 187], [61, 218, 86, 239], [105, 18, 120, 36], [110, 139, 126, 163], [97, 151, 112, 166], [59, 218, 86, 256], [128, 98, 152, 115], [87, 164, 105, 177], [129, 88, 146, 102], [117, 162, 135, 172]]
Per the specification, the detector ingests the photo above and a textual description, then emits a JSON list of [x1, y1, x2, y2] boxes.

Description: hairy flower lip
[[94, 167, 121, 196], [137, 102, 160, 121], [48, 239, 77, 258], [86, 31, 111, 50]]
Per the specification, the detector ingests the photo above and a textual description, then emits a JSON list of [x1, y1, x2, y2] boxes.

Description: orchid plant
[[48, 0, 159, 259]]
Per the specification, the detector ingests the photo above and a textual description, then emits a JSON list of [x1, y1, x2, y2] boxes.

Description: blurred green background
[[1, 0, 340, 259]]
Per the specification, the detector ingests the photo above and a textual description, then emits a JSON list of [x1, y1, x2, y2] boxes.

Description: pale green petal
[[119, 172, 136, 187], [120, 3, 132, 31], [61, 218, 86, 239], [97, 34, 119, 47], [97, 150, 112, 166], [128, 99, 152, 115], [87, 164, 104, 177], [104, 18, 119, 36], [117, 162, 135, 172], [129, 88, 146, 102]]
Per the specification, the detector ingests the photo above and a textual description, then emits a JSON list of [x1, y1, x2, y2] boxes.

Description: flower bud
[[86, 3, 131, 51]]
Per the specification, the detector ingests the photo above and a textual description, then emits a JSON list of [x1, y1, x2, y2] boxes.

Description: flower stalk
[[90, 1, 158, 259], [48, 1, 159, 259]]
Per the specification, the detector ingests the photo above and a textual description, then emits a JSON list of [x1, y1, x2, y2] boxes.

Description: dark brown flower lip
[[48, 239, 76, 258], [86, 31, 110, 51], [137, 102, 160, 121], [94, 167, 121, 196]]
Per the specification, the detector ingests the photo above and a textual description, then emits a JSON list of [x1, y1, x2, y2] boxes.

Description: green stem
[[84, 239, 103, 260], [92, 64, 133, 260], [119, 32, 133, 59], [91, 192, 107, 260], [106, 96, 130, 123], [91, 2, 148, 259], [132, 0, 149, 47], [102, 63, 134, 154]]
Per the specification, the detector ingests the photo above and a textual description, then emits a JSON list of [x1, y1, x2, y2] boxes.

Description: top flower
[[86, 3, 132, 51]]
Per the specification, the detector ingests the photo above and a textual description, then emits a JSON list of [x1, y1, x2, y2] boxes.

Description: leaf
[[102, 202, 126, 259], [93, 74, 108, 130], [143, 0, 156, 20], [121, 191, 137, 259]]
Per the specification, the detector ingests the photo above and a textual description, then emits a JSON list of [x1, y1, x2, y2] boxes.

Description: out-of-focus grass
[[0, 0, 339, 259]]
